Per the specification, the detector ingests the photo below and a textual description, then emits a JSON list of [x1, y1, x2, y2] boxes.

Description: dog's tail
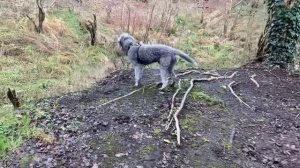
[[174, 49, 198, 67]]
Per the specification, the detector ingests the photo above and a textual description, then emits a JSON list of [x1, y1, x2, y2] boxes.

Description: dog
[[117, 33, 198, 90]]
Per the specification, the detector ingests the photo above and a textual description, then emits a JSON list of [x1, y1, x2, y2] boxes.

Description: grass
[[0, 9, 116, 157], [52, 9, 86, 39], [0, 105, 37, 157], [172, 10, 264, 69]]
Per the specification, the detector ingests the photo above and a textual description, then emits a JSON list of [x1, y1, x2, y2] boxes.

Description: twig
[[98, 84, 154, 107], [166, 79, 182, 130], [175, 70, 201, 77], [229, 127, 236, 144], [296, 113, 300, 119], [228, 81, 253, 110], [250, 74, 260, 88], [175, 70, 222, 78], [232, 0, 244, 9]]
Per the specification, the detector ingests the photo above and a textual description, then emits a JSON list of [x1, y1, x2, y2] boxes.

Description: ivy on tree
[[257, 0, 300, 68]]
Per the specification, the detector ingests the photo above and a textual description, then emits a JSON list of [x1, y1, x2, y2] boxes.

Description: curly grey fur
[[117, 33, 198, 89]]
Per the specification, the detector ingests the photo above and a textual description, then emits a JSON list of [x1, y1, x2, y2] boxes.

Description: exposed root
[[228, 81, 253, 110], [250, 74, 260, 88], [98, 83, 154, 107]]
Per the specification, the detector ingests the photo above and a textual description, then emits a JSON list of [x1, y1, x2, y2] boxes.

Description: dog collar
[[126, 43, 141, 56]]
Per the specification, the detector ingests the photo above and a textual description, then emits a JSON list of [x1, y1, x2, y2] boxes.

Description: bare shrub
[[26, 0, 45, 33]]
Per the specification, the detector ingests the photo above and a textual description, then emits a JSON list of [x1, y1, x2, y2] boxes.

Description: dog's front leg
[[134, 65, 144, 87]]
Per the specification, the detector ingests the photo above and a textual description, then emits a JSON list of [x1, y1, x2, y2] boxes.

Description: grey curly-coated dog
[[117, 33, 198, 89]]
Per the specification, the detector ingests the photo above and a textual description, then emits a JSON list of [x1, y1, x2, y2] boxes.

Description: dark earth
[[2, 64, 300, 168]]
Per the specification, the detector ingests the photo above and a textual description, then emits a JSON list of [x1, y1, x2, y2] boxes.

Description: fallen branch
[[250, 74, 260, 88], [166, 79, 182, 130], [98, 83, 154, 107], [228, 81, 253, 110], [175, 70, 201, 77], [175, 70, 222, 78], [169, 71, 238, 145], [173, 79, 195, 146]]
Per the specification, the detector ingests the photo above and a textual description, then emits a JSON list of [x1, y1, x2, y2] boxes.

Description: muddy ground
[[2, 64, 300, 168]]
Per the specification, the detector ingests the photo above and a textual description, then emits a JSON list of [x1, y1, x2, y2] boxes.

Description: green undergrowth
[[174, 16, 252, 69], [52, 9, 86, 39]]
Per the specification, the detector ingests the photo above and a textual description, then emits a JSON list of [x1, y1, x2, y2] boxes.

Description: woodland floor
[[2, 64, 300, 168]]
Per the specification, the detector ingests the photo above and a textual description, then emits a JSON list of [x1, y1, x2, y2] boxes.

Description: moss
[[222, 140, 233, 151], [190, 91, 220, 106], [202, 137, 210, 143], [181, 116, 197, 134], [153, 128, 162, 137], [191, 142, 200, 149], [91, 133, 121, 156], [19, 155, 36, 168], [140, 145, 156, 156]]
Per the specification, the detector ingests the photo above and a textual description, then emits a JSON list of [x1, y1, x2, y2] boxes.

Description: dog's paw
[[134, 83, 143, 88], [170, 81, 176, 88]]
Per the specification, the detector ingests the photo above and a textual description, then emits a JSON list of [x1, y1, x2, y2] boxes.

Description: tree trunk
[[257, 0, 300, 68]]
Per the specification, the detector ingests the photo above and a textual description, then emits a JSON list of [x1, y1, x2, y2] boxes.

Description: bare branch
[[250, 74, 260, 88], [173, 79, 195, 146], [228, 81, 253, 110], [98, 83, 155, 107], [26, 15, 39, 32], [166, 79, 182, 130], [175, 70, 202, 77], [168, 71, 238, 145], [85, 14, 97, 46]]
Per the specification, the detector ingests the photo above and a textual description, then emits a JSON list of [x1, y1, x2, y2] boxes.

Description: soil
[[2, 64, 300, 168]]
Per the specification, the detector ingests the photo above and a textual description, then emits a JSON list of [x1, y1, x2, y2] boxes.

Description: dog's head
[[117, 33, 135, 54]]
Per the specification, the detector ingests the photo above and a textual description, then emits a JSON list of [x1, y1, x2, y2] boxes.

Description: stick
[[228, 81, 253, 110], [250, 74, 260, 88], [175, 70, 202, 77], [229, 127, 236, 144], [173, 79, 195, 145], [98, 84, 154, 107], [168, 79, 182, 120], [175, 70, 222, 78], [166, 79, 182, 130]]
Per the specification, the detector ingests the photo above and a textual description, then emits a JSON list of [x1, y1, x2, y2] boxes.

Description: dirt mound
[[3, 64, 300, 168]]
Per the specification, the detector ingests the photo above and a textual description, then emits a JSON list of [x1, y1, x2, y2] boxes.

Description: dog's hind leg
[[159, 65, 170, 90], [168, 58, 177, 87], [134, 64, 144, 87]]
